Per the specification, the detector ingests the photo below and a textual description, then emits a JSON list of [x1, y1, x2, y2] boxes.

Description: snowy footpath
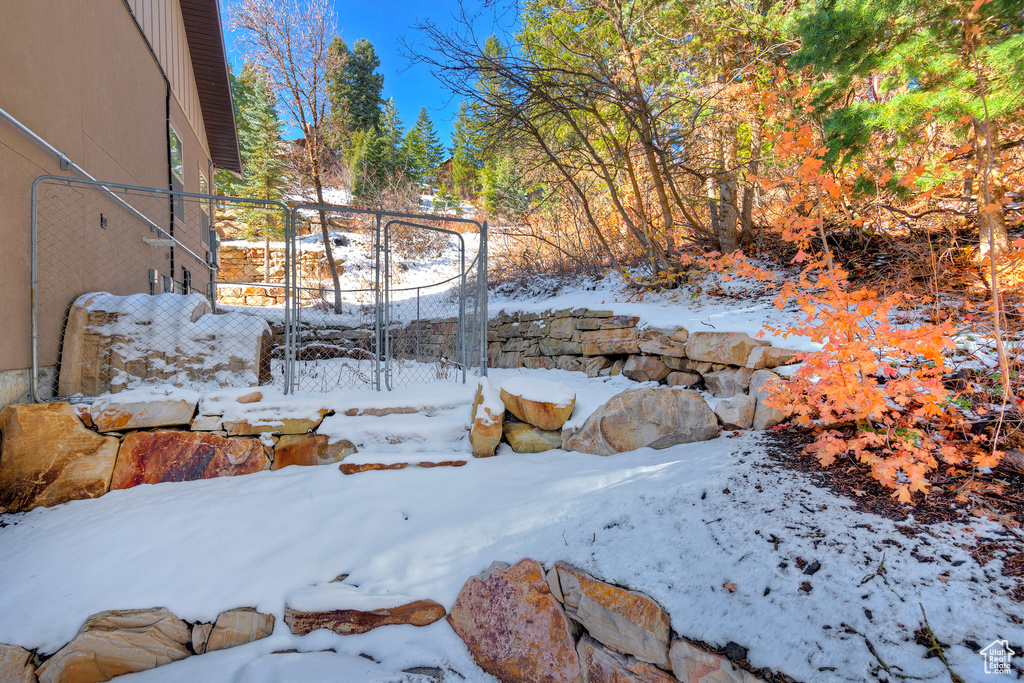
[[0, 366, 1021, 682]]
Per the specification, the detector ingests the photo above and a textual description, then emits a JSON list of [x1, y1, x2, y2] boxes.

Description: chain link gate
[[283, 203, 487, 393], [31, 175, 487, 402]]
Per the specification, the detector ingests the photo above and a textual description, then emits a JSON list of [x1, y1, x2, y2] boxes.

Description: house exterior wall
[[0, 0, 219, 405]]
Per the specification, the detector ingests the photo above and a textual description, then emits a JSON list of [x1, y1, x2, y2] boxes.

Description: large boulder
[[745, 346, 802, 370], [503, 422, 562, 453], [749, 370, 787, 430], [577, 634, 676, 683], [222, 410, 328, 436], [36, 608, 190, 683], [0, 403, 119, 512], [703, 368, 754, 399], [500, 378, 575, 431], [581, 329, 640, 356], [637, 327, 689, 357], [447, 559, 583, 683], [565, 388, 718, 455], [203, 608, 275, 653], [0, 644, 37, 683], [555, 563, 671, 669], [685, 332, 767, 366], [90, 396, 197, 433], [272, 434, 354, 470], [470, 379, 505, 457], [284, 599, 445, 636], [714, 395, 756, 430], [111, 431, 269, 490], [669, 639, 759, 683], [622, 356, 671, 383]]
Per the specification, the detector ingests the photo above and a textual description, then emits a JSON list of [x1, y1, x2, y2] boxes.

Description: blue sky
[[222, 0, 516, 146]]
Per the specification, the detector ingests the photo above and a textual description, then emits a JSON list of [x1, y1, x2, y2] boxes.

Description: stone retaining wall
[[216, 245, 337, 306]]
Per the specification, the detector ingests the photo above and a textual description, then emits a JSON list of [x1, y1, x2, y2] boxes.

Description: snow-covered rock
[[500, 377, 576, 431], [204, 608, 274, 653], [565, 388, 718, 455], [470, 379, 504, 457]]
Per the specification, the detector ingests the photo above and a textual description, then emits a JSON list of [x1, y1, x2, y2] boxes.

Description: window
[[182, 268, 192, 295], [169, 125, 184, 224]]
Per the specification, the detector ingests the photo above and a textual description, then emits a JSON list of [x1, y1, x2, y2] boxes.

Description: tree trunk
[[717, 123, 739, 254], [264, 234, 271, 283], [974, 118, 1009, 257], [312, 172, 344, 314], [739, 113, 763, 245]]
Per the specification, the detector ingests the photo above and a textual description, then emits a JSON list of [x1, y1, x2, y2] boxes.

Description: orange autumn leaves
[[721, 118, 1003, 504]]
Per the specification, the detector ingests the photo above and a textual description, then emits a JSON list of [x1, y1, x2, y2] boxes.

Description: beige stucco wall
[[0, 0, 218, 403]]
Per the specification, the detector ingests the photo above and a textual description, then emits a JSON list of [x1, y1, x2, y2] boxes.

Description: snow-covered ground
[[0, 368, 1020, 682]]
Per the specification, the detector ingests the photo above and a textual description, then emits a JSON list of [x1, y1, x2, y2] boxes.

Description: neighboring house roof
[[180, 0, 242, 174]]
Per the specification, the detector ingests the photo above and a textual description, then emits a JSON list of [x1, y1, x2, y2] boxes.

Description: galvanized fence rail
[[30, 175, 487, 402]]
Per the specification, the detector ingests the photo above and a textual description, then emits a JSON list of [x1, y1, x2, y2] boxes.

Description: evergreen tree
[[403, 108, 445, 183], [791, 0, 1024, 252], [217, 63, 287, 281], [328, 37, 385, 138], [449, 101, 482, 197], [378, 98, 407, 175]]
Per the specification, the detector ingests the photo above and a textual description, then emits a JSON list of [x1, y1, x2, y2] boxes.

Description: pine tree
[[406, 108, 444, 183], [218, 63, 287, 281], [449, 101, 482, 197], [328, 37, 385, 138], [378, 98, 407, 175]]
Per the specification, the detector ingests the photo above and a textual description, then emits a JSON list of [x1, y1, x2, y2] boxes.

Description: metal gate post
[[480, 221, 488, 377], [373, 211, 383, 391], [282, 207, 293, 394]]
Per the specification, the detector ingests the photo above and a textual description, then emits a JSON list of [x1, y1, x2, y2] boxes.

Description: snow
[[499, 376, 575, 408], [1, 368, 1020, 682], [474, 378, 503, 426], [489, 272, 821, 353]]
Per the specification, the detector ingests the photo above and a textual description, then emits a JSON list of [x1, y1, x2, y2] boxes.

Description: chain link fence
[[30, 175, 487, 402]]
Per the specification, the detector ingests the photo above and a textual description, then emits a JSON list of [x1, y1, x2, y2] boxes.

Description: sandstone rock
[[504, 422, 562, 453], [565, 388, 719, 455], [669, 639, 759, 683], [190, 414, 223, 431], [272, 434, 354, 470], [637, 327, 689, 357], [577, 634, 676, 683], [583, 356, 613, 378], [714, 394, 756, 429], [539, 338, 583, 356], [556, 356, 582, 372], [745, 346, 801, 370], [111, 431, 269, 489], [338, 460, 466, 475], [222, 410, 328, 436], [205, 608, 275, 652], [285, 599, 445, 636], [36, 608, 190, 683], [665, 371, 701, 388], [191, 623, 213, 655], [0, 403, 119, 512], [236, 391, 263, 404], [497, 351, 523, 368], [90, 397, 197, 432], [500, 378, 575, 431], [664, 357, 716, 375], [487, 342, 503, 366], [703, 368, 754, 398], [622, 356, 671, 383], [549, 318, 578, 340], [447, 559, 582, 683], [599, 315, 639, 330], [0, 644, 37, 683], [470, 380, 504, 457], [685, 332, 767, 366], [524, 357, 558, 370], [750, 370, 786, 430], [609, 360, 624, 376], [581, 329, 641, 356], [556, 563, 671, 669]]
